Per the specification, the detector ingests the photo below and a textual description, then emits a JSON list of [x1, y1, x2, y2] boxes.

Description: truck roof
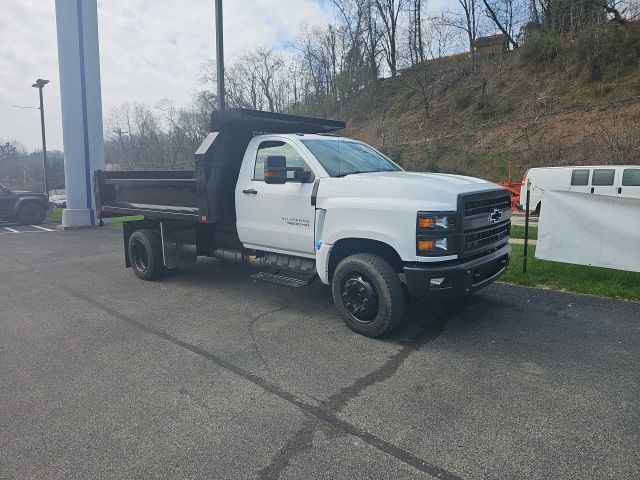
[[254, 133, 352, 141], [211, 108, 345, 134]]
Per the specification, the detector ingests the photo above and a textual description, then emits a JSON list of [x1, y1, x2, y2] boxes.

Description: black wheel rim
[[25, 207, 39, 222], [341, 273, 379, 323], [131, 240, 149, 272]]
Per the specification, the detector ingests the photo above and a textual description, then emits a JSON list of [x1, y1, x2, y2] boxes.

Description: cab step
[[250, 272, 312, 288]]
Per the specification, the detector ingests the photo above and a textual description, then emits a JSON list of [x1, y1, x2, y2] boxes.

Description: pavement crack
[[54, 283, 462, 480], [257, 418, 319, 480], [249, 302, 293, 377], [20, 261, 461, 480], [260, 313, 452, 479], [326, 314, 448, 412]]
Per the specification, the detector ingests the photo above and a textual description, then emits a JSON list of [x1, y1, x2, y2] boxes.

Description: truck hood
[[14, 191, 48, 198], [318, 171, 501, 210]]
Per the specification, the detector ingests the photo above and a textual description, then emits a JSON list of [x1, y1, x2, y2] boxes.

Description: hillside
[[341, 25, 640, 182]]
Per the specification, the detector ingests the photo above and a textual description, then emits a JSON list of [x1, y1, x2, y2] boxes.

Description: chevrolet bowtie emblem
[[489, 209, 503, 223]]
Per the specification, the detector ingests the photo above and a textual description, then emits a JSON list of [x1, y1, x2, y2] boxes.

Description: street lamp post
[[32, 78, 50, 196], [215, 0, 225, 110]]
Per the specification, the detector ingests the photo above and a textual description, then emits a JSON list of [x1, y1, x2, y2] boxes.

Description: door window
[[254, 141, 310, 182], [570, 169, 590, 186], [622, 169, 640, 186], [592, 169, 615, 186]]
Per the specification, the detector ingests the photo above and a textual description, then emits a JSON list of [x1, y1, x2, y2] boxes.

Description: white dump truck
[[95, 109, 511, 337]]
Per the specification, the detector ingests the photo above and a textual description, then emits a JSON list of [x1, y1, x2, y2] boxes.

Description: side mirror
[[294, 169, 312, 182], [264, 155, 288, 184]]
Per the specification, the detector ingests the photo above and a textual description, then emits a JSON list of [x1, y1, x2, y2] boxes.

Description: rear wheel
[[128, 229, 165, 280], [331, 253, 405, 337], [18, 203, 46, 225]]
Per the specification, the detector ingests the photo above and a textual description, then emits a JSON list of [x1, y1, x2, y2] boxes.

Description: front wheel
[[18, 203, 46, 225], [331, 253, 405, 337]]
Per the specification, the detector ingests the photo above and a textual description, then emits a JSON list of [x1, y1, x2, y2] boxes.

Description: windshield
[[301, 139, 401, 177]]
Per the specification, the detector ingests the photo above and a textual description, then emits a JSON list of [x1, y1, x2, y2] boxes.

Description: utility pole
[[215, 0, 225, 110], [32, 79, 50, 196]]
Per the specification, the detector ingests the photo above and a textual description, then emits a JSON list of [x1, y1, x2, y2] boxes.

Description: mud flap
[[160, 222, 197, 268]]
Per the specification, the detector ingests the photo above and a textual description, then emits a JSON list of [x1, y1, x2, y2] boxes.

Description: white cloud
[[0, 1, 61, 151], [0, 0, 329, 151], [0, 0, 453, 152]]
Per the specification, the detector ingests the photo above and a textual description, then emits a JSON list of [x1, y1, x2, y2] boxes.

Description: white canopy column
[[55, 0, 105, 227]]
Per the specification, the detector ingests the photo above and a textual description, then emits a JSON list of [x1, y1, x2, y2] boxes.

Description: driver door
[[236, 139, 317, 256]]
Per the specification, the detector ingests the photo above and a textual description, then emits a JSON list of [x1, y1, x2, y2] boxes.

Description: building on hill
[[474, 34, 509, 55]]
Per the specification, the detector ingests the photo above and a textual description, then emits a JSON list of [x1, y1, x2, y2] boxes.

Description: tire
[[18, 203, 46, 225], [127, 229, 166, 280], [331, 253, 405, 338]]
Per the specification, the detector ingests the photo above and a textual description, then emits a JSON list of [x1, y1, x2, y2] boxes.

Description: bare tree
[[247, 48, 284, 112], [407, 0, 426, 65], [399, 62, 447, 118], [604, 0, 640, 23], [424, 16, 465, 59], [374, 0, 409, 76], [364, 0, 383, 79], [481, 0, 520, 49], [443, 0, 480, 72]]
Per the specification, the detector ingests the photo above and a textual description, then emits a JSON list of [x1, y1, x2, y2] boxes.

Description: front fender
[[12, 197, 47, 215], [317, 201, 417, 262], [314, 204, 416, 286]]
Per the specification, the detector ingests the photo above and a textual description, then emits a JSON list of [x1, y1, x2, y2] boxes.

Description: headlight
[[418, 216, 450, 229], [416, 212, 457, 256], [417, 213, 455, 231], [417, 237, 452, 253]]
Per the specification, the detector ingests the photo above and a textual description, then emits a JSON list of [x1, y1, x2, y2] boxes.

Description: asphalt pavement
[[1, 227, 638, 479]]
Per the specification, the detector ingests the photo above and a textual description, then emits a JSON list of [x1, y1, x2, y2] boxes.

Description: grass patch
[[106, 216, 144, 229], [510, 225, 538, 240], [49, 208, 63, 220], [47, 208, 141, 229], [501, 244, 640, 302]]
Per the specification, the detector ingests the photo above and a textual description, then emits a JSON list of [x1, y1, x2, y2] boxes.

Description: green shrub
[[520, 24, 640, 83], [520, 30, 562, 64]]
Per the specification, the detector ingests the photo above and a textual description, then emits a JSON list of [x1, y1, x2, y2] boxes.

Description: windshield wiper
[[334, 169, 394, 178], [335, 170, 366, 178]]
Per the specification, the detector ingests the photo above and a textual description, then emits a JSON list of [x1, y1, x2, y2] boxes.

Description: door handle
[[242, 188, 258, 195], [590, 187, 594, 194], [618, 187, 622, 194]]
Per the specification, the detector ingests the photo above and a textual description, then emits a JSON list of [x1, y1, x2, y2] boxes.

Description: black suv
[[0, 183, 49, 225]]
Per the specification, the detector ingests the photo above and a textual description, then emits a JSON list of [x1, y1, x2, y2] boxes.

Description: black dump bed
[[94, 109, 345, 224], [94, 170, 199, 220]]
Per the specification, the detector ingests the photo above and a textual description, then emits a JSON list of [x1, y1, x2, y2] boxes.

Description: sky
[[0, 0, 450, 152]]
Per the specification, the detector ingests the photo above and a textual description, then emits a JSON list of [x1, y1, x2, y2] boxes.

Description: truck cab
[[95, 109, 511, 337]]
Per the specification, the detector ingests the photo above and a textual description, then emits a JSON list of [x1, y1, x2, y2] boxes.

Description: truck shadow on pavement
[[150, 256, 485, 346]]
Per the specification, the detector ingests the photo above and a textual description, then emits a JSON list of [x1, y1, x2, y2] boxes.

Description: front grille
[[464, 192, 511, 216], [464, 222, 510, 253]]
